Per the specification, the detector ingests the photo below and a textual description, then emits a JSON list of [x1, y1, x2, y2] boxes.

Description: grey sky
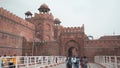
[[0, 0, 120, 39]]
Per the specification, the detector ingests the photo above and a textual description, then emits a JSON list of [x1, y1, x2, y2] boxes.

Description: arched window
[[45, 23, 51, 31]]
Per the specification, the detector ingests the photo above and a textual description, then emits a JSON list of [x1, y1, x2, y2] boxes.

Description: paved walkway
[[18, 63, 105, 68], [88, 63, 105, 68], [49, 63, 105, 68], [49, 63, 66, 68]]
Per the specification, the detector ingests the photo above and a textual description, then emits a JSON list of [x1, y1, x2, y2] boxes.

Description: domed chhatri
[[25, 11, 33, 16], [38, 3, 50, 13], [54, 18, 61, 24], [40, 3, 49, 9]]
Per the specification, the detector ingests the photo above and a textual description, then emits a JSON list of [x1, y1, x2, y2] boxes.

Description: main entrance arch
[[68, 47, 78, 57], [65, 40, 80, 57]]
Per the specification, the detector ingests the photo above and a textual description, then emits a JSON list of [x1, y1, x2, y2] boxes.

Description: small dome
[[25, 11, 32, 16], [38, 3, 50, 12], [54, 18, 61, 24], [40, 3, 49, 9]]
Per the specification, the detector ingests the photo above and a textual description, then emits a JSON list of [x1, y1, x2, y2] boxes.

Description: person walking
[[71, 56, 77, 68], [81, 56, 88, 68], [9, 57, 14, 68], [2, 55, 7, 67], [66, 57, 72, 68], [75, 57, 80, 68], [13, 55, 16, 68], [80, 57, 83, 68]]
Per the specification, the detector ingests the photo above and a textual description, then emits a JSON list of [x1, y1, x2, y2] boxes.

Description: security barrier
[[0, 56, 66, 68], [95, 56, 120, 68]]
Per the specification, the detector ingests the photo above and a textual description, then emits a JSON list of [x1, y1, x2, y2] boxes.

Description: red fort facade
[[0, 4, 120, 61]]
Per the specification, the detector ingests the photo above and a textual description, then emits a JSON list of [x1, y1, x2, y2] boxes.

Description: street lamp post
[[32, 39, 35, 56], [32, 39, 47, 56]]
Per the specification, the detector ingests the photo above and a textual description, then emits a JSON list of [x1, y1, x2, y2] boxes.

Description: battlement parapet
[[86, 39, 120, 47], [0, 7, 35, 29], [34, 13, 54, 21], [99, 35, 120, 40], [62, 26, 84, 33]]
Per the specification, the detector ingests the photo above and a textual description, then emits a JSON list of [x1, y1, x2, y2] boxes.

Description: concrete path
[[88, 63, 105, 68], [50, 63, 105, 68], [49, 63, 66, 68], [19, 63, 105, 68]]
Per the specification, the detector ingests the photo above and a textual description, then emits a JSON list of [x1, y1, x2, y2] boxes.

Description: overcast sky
[[0, 0, 120, 39]]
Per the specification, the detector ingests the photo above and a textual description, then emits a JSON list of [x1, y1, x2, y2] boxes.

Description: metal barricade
[[0, 56, 66, 68], [95, 56, 120, 68]]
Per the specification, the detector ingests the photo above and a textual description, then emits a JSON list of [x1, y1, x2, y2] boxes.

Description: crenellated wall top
[[62, 25, 84, 33], [0, 7, 35, 29], [33, 12, 54, 21]]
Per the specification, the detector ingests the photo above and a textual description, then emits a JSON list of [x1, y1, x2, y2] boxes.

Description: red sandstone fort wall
[[0, 6, 120, 62], [0, 8, 35, 41], [0, 8, 35, 56], [85, 36, 120, 62]]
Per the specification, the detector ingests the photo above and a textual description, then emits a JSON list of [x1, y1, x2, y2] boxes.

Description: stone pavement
[[49, 63, 66, 68], [88, 63, 105, 68], [16, 63, 105, 68], [49, 63, 105, 68]]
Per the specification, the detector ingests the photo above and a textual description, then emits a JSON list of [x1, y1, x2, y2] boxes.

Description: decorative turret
[[38, 3, 50, 13], [29, 3, 54, 41], [54, 18, 61, 25], [53, 18, 62, 40], [25, 11, 32, 18]]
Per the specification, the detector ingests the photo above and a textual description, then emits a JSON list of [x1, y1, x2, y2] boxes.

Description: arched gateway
[[68, 47, 77, 57], [64, 40, 81, 57]]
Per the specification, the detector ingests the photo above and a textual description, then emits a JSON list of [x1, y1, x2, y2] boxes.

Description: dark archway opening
[[68, 47, 77, 57]]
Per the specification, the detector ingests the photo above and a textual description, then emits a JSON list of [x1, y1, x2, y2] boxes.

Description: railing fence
[[0, 56, 66, 68], [95, 56, 120, 68]]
